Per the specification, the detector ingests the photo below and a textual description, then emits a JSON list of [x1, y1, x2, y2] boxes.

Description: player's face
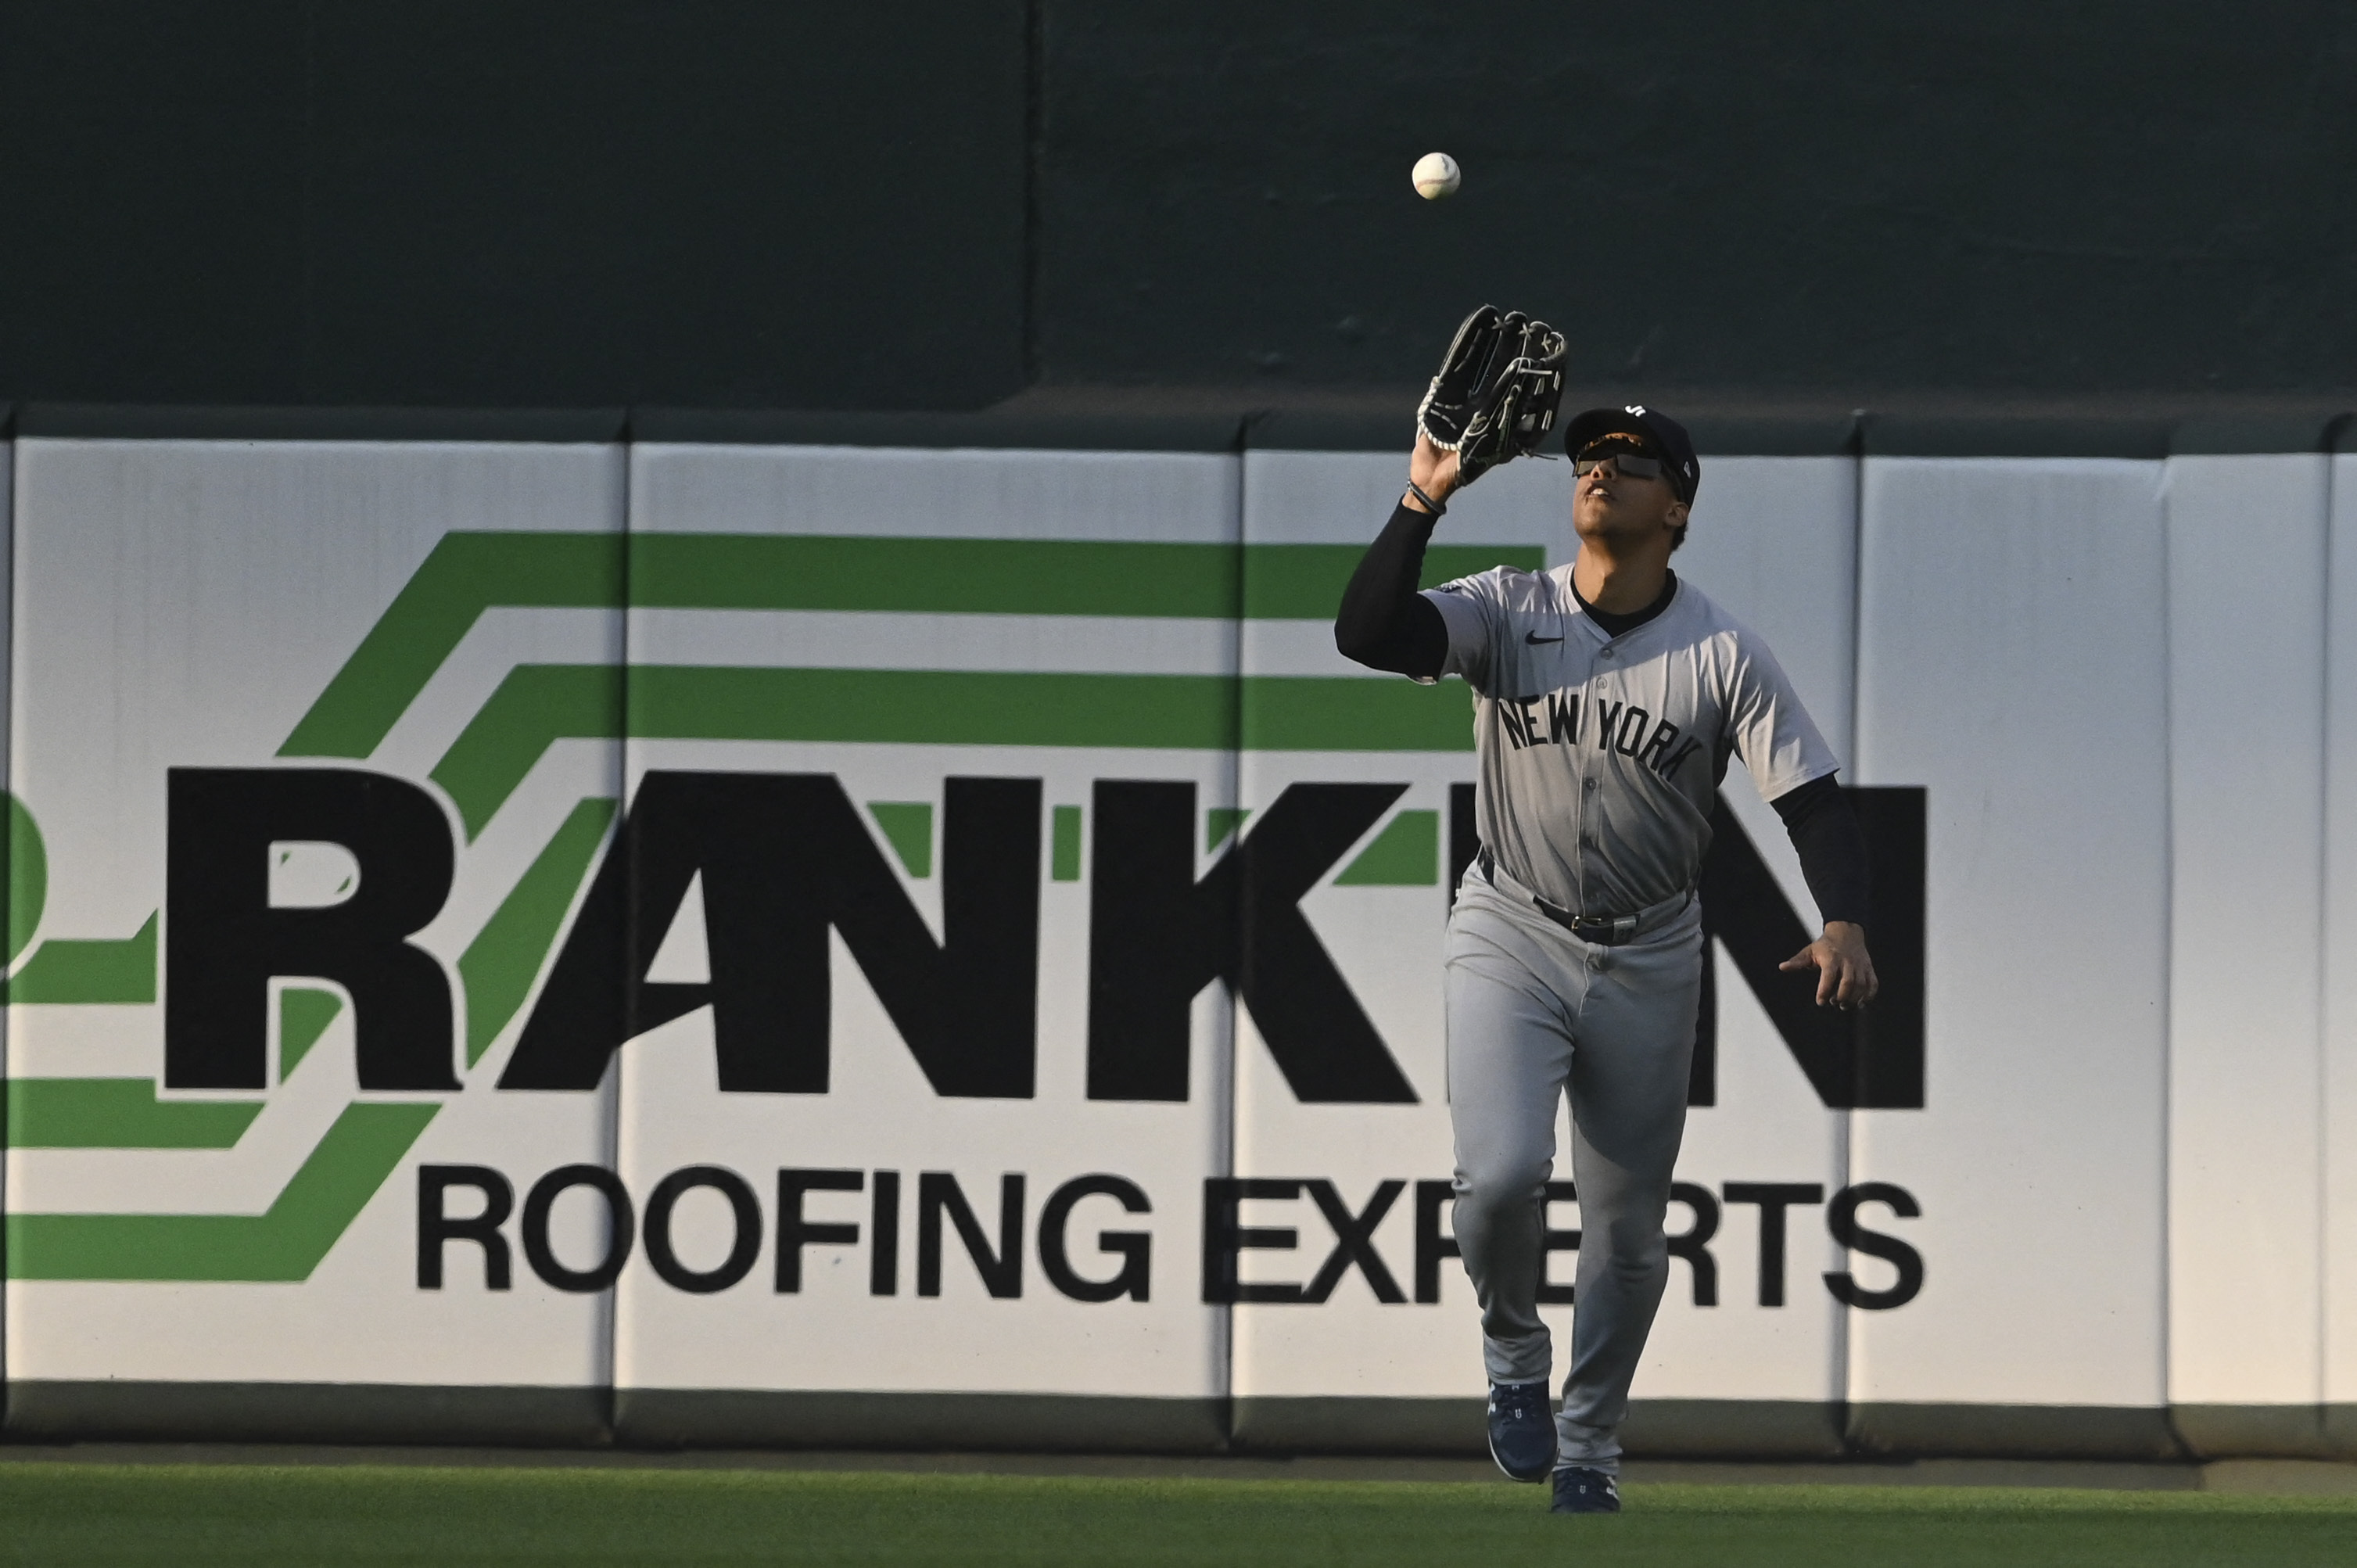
[[1572, 445, 1688, 547]]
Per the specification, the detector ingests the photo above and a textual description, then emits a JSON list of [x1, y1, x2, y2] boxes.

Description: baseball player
[[1334, 393, 1876, 1514]]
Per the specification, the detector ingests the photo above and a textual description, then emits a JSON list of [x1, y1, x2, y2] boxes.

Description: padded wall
[[5, 436, 626, 1441], [1851, 458, 2171, 1455], [0, 424, 2349, 1459]]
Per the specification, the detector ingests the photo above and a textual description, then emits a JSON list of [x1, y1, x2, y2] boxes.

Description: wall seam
[[2318, 449, 2338, 1425], [1837, 436, 1864, 1440], [2155, 457, 2186, 1455], [601, 434, 637, 1442], [1215, 440, 1247, 1451]]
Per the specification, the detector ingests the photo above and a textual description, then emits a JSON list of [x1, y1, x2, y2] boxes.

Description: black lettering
[[1614, 706, 1652, 756], [522, 1164, 633, 1293], [1537, 1180, 1580, 1304], [1517, 698, 1547, 748], [1638, 719, 1681, 770], [1413, 1179, 1461, 1304], [1497, 699, 1533, 750], [1545, 691, 1580, 745], [1300, 1179, 1407, 1304], [1086, 782, 1416, 1104], [644, 1165, 762, 1294], [917, 1172, 1024, 1298], [1723, 1182, 1824, 1307], [417, 1165, 512, 1290], [1824, 1182, 1925, 1310], [1693, 789, 1927, 1110], [166, 768, 456, 1089], [503, 773, 1040, 1097], [774, 1168, 863, 1292], [1200, 1178, 1304, 1304], [870, 1170, 901, 1296], [1038, 1175, 1152, 1303], [1667, 1181, 1721, 1306], [1592, 699, 1624, 752], [1660, 739, 1702, 777]]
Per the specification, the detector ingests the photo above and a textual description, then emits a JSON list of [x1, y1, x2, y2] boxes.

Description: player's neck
[[1570, 544, 1672, 614]]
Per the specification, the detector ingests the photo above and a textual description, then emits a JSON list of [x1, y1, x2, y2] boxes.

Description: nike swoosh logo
[[1525, 632, 1563, 644]]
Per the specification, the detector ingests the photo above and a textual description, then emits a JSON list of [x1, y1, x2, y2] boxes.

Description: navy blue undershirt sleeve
[[1768, 772, 1872, 928], [1334, 501, 1449, 679]]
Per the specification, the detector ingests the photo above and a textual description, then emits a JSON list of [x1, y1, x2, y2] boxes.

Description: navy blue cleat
[[1485, 1380, 1555, 1482], [1549, 1466, 1621, 1513]]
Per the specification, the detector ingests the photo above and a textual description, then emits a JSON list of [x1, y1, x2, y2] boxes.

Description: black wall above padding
[[2170, 413, 2351, 455], [633, 407, 1246, 453], [18, 404, 629, 443], [1035, 1, 2357, 404], [0, 1, 1028, 411], [10, 3, 2357, 414], [1862, 417, 2173, 461]]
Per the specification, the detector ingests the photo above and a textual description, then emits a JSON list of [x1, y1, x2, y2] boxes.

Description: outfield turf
[[0, 1464, 2352, 1566]]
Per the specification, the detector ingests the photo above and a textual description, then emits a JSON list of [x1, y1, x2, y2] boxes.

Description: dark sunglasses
[[1573, 446, 1664, 480]]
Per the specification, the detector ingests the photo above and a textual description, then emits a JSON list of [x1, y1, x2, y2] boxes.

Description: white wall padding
[[1851, 458, 2170, 1434], [2163, 454, 2329, 1454], [12, 433, 2357, 1459], [5, 438, 626, 1438], [605, 443, 1241, 1448]]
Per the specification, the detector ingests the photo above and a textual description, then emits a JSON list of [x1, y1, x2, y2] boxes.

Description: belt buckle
[[1609, 913, 1638, 945]]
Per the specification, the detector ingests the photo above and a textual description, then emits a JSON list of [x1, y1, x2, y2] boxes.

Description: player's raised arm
[[1333, 429, 1457, 678], [1336, 305, 1566, 679]]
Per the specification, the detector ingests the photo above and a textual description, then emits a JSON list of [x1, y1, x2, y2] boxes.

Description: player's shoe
[[1548, 1466, 1621, 1514], [1484, 1380, 1555, 1482]]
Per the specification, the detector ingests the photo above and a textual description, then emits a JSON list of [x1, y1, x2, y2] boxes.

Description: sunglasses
[[1573, 446, 1665, 480]]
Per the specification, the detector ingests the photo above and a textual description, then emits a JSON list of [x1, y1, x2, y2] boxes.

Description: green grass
[[0, 1464, 2351, 1566]]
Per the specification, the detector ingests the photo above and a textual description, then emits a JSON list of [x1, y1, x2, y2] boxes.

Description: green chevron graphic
[[1335, 810, 1442, 885], [279, 532, 1535, 762], [278, 988, 343, 1080], [7, 1101, 439, 1281], [8, 528, 1536, 1281], [7, 1078, 264, 1150], [429, 666, 1476, 839], [2, 913, 157, 1004]]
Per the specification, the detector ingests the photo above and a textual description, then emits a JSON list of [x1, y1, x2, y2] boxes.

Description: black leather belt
[[1476, 845, 1647, 947]]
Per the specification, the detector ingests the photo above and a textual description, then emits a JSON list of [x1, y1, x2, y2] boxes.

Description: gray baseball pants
[[1444, 863, 1702, 1473]]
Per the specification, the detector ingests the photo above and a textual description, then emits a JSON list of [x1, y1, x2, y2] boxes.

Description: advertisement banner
[[2, 431, 2342, 1459], [5, 437, 627, 1440]]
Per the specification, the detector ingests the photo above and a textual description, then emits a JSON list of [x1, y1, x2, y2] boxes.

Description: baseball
[[1412, 151, 1461, 200]]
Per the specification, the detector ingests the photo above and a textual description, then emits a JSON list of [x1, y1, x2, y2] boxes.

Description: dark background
[[7, 0, 2357, 416]]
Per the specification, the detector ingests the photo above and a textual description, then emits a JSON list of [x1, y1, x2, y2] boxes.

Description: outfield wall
[[2, 407, 2354, 1461]]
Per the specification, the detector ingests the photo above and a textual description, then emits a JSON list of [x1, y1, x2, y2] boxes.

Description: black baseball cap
[[1561, 404, 1701, 504]]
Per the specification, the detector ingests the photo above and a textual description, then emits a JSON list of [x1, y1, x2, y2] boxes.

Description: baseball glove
[[1415, 305, 1568, 486]]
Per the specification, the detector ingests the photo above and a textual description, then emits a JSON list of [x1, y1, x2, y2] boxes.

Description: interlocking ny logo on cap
[[1626, 404, 1646, 415]]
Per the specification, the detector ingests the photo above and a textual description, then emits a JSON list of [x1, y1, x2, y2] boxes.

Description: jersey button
[[1582, 778, 1598, 793], [1600, 646, 1615, 658]]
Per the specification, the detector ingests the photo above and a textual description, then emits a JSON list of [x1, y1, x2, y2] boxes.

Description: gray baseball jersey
[[1422, 565, 1838, 917]]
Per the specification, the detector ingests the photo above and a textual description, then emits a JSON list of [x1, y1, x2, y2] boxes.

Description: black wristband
[[1405, 481, 1447, 516]]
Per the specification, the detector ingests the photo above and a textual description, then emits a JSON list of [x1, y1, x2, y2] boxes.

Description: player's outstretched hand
[[1408, 428, 1462, 511], [1779, 921, 1878, 1010]]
